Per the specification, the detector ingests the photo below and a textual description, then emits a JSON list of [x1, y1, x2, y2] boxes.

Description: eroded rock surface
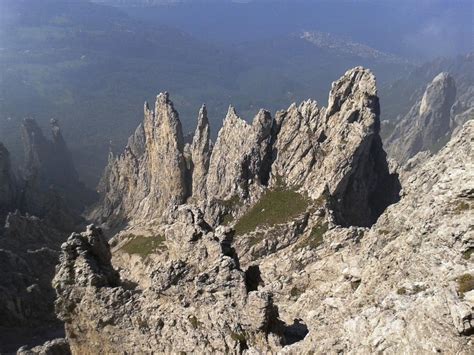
[[93, 93, 188, 227], [49, 68, 473, 354], [53, 217, 285, 353], [386, 72, 472, 164]]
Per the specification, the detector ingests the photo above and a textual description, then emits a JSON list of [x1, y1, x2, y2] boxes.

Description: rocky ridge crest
[[95, 67, 399, 229]]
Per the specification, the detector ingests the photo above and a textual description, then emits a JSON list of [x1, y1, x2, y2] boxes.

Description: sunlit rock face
[[386, 72, 459, 163], [39, 65, 474, 354], [93, 93, 188, 227], [96, 67, 399, 229]]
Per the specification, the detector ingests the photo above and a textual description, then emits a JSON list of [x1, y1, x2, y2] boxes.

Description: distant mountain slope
[[0, 0, 244, 184], [0, 0, 411, 187], [379, 53, 474, 137]]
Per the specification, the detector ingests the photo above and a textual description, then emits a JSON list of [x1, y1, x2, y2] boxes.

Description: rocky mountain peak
[[386, 71, 459, 164], [326, 66, 378, 120], [95, 67, 399, 229], [419, 71, 456, 118], [21, 118, 79, 187], [93, 92, 188, 226], [189, 104, 212, 201], [33, 66, 474, 354], [205, 106, 273, 206]]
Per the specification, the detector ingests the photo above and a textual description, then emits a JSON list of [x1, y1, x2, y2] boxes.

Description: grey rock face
[[272, 67, 399, 226], [189, 105, 212, 202], [0, 212, 64, 330], [278, 120, 474, 354], [386, 72, 460, 163], [94, 93, 188, 227], [22, 119, 79, 190], [17, 338, 70, 355], [206, 107, 273, 202], [53, 215, 285, 353], [96, 67, 398, 229]]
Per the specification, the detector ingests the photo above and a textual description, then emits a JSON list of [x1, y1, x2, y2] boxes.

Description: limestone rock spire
[[190, 104, 211, 201]]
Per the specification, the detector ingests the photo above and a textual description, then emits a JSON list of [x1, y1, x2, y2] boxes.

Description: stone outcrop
[[53, 217, 285, 353], [93, 93, 188, 227], [206, 107, 273, 202], [17, 338, 70, 355], [274, 120, 474, 353], [386, 72, 462, 163]]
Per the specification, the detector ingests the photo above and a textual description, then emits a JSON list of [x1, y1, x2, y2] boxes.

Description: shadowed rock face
[[270, 67, 400, 226], [0, 143, 16, 221], [95, 67, 399, 229], [0, 121, 95, 353], [386, 72, 459, 164], [22, 119, 79, 189], [20, 118, 96, 221]]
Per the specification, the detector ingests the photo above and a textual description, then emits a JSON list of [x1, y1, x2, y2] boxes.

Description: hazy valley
[[0, 0, 472, 354]]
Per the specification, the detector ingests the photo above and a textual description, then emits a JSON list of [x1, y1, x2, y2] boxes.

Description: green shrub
[[454, 201, 470, 213], [121, 234, 166, 257]]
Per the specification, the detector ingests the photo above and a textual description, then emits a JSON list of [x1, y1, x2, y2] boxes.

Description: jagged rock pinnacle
[[386, 71, 457, 163]]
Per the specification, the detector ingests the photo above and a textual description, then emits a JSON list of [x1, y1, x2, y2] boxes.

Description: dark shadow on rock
[[283, 318, 309, 345]]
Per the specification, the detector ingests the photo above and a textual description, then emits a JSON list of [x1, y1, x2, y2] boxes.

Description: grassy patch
[[298, 222, 328, 250], [218, 195, 243, 225], [457, 274, 474, 297], [219, 195, 243, 210], [249, 231, 266, 247], [454, 201, 470, 213], [463, 248, 473, 260], [121, 234, 166, 258], [233, 185, 309, 235]]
